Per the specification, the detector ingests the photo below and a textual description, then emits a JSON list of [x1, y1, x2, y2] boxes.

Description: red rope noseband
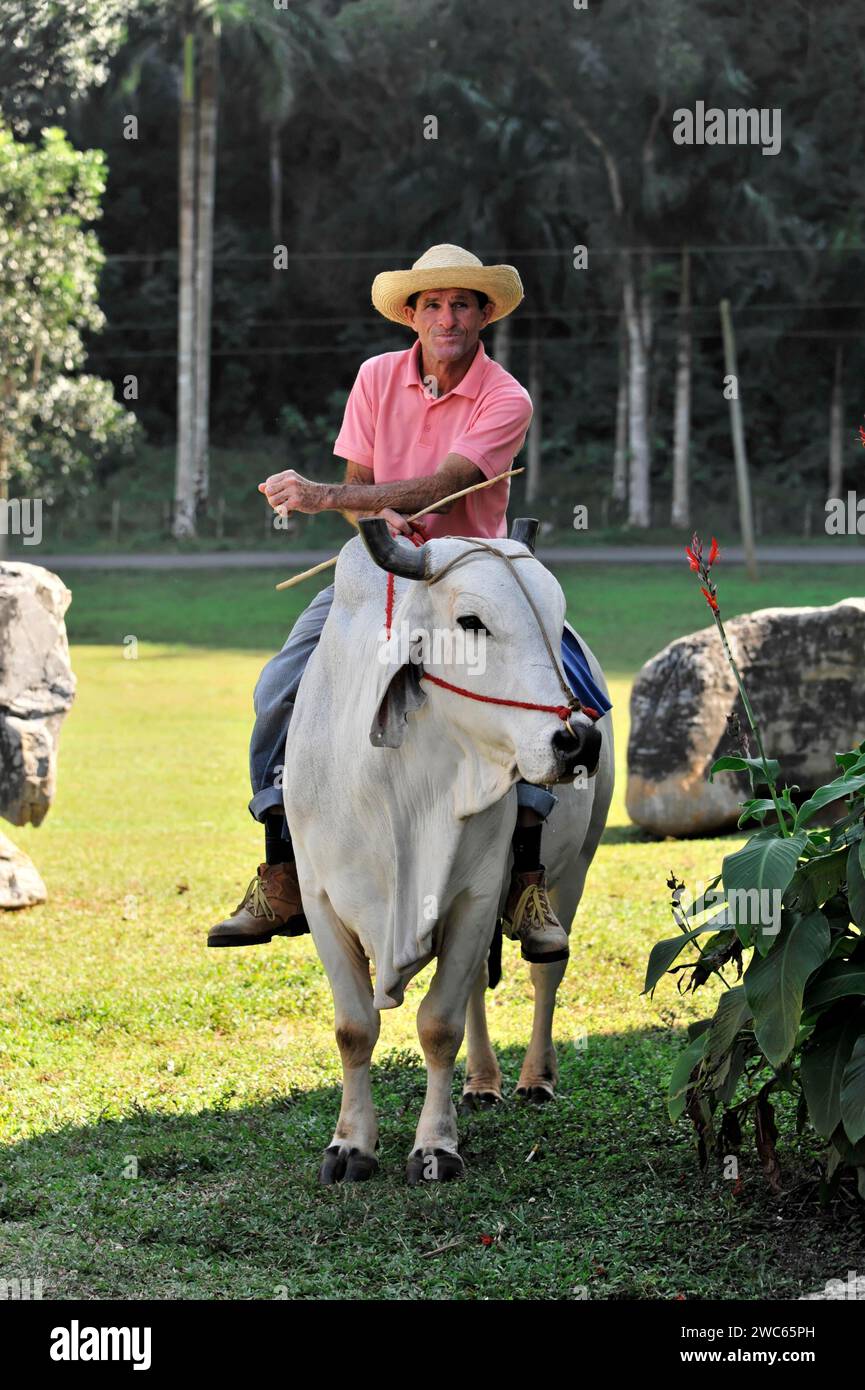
[[420, 671, 576, 722]]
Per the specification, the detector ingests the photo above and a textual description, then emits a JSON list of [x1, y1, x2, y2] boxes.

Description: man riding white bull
[[208, 243, 612, 960]]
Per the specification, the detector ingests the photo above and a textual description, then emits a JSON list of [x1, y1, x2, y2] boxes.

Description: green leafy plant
[[646, 535, 865, 1198], [0, 121, 137, 503]]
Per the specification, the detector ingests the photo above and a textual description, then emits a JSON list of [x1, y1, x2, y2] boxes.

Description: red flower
[[859, 424, 865, 448], [479, 1234, 493, 1246], [701, 586, 719, 612], [708, 537, 719, 567], [685, 545, 700, 572]]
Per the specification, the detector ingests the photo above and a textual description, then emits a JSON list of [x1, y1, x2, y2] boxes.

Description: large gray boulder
[[0, 563, 75, 906], [626, 597, 865, 838], [0, 829, 46, 907]]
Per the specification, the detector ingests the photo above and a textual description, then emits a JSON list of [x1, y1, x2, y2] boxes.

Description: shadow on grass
[[601, 825, 660, 845], [601, 824, 752, 846], [2, 1034, 864, 1300]]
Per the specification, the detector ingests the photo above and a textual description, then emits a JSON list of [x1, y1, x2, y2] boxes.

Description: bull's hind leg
[[407, 899, 497, 1185], [460, 961, 503, 1113], [518, 763, 612, 1104], [307, 894, 381, 1185]]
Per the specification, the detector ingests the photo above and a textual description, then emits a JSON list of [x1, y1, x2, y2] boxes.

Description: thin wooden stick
[[274, 467, 524, 590]]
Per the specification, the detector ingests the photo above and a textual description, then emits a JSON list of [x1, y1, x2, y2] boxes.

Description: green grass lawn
[[58, 561, 865, 677], [1, 561, 864, 1300]]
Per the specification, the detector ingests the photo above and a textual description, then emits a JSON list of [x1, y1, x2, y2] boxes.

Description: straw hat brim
[[371, 264, 523, 326]]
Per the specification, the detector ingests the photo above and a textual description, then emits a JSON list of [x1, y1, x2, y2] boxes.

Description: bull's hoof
[[460, 1090, 502, 1114], [516, 1084, 555, 1105], [318, 1144, 378, 1186], [406, 1147, 465, 1186]]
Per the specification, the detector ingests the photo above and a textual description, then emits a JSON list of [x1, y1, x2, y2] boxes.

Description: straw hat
[[371, 243, 524, 326]]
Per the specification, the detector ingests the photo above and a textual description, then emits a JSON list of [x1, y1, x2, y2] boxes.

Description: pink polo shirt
[[333, 338, 533, 540]]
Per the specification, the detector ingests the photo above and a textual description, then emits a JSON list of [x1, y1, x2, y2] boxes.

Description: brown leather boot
[[207, 862, 308, 947], [501, 866, 569, 964]]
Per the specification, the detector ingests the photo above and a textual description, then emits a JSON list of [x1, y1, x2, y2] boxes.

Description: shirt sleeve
[[333, 361, 376, 467], [448, 388, 533, 481]]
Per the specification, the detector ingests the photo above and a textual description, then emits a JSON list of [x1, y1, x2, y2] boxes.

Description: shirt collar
[[403, 338, 487, 400]]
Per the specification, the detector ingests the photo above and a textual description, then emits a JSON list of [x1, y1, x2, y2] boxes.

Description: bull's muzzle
[[552, 720, 602, 780]]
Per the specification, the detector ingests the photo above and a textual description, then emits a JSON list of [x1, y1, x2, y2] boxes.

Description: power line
[[85, 328, 865, 358], [88, 302, 865, 332], [100, 244, 865, 263]]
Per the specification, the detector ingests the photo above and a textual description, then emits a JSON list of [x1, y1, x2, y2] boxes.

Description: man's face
[[402, 287, 494, 364]]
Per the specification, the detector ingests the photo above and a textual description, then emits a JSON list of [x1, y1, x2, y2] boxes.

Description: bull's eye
[[457, 615, 490, 634]]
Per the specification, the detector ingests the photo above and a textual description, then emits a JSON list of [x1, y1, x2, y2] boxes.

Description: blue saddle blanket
[[561, 625, 612, 717]]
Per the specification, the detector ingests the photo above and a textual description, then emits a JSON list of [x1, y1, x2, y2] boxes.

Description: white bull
[[282, 518, 614, 1184]]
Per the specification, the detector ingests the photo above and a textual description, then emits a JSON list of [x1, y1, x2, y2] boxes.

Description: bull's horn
[[358, 518, 428, 580], [510, 517, 539, 553]]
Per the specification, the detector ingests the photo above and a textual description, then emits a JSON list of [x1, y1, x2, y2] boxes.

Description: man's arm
[[335, 460, 424, 539], [259, 454, 484, 519], [336, 458, 374, 522]]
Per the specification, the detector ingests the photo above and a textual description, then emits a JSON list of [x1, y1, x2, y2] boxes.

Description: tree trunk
[[719, 298, 758, 580], [623, 252, 651, 527], [828, 343, 844, 498], [492, 316, 511, 371], [269, 119, 283, 253], [193, 14, 219, 516], [612, 313, 628, 502], [174, 27, 197, 540], [526, 336, 542, 503], [268, 118, 285, 424], [640, 248, 654, 481], [671, 246, 692, 529]]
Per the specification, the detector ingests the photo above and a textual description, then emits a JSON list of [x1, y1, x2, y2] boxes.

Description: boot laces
[[242, 873, 277, 921], [513, 881, 554, 936]]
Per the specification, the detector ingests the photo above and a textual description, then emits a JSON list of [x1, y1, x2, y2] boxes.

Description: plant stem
[[713, 612, 789, 837]]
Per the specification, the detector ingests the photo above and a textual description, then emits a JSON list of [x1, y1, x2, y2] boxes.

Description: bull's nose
[[552, 722, 602, 777]]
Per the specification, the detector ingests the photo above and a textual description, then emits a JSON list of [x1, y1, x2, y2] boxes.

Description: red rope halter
[[382, 571, 599, 723]]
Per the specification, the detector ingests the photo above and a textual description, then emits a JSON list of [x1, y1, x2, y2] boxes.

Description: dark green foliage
[[652, 742, 865, 1198], [8, 0, 859, 529]]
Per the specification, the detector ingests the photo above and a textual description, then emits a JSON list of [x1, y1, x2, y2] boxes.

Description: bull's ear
[[370, 660, 427, 748]]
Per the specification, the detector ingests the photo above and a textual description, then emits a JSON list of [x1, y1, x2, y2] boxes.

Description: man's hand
[[258, 469, 325, 515], [351, 507, 427, 541]]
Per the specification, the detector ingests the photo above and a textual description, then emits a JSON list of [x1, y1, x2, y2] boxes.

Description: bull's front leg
[[407, 898, 497, 1185], [306, 893, 381, 1185]]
